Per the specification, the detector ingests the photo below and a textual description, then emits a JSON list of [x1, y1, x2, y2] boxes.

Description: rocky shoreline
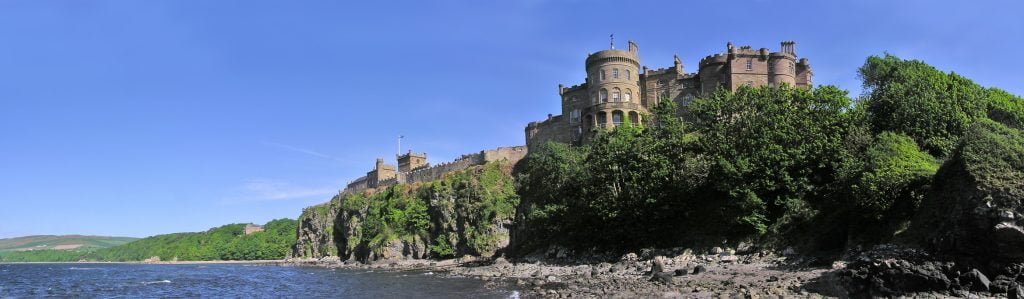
[[282, 245, 1010, 298]]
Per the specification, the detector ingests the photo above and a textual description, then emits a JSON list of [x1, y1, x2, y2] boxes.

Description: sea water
[[0, 263, 516, 298]]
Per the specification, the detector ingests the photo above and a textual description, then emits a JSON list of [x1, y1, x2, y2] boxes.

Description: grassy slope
[[0, 235, 138, 252]]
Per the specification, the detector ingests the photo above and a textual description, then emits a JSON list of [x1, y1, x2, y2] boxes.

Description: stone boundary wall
[[341, 146, 527, 195]]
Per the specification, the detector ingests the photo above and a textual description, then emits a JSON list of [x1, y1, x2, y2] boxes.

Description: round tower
[[698, 54, 728, 93], [769, 41, 798, 87], [584, 41, 644, 130]]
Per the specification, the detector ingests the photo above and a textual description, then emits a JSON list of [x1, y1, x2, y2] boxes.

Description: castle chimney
[[780, 41, 796, 55]]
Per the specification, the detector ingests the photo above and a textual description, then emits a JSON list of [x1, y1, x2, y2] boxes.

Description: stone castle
[[342, 146, 528, 195], [525, 40, 813, 148], [342, 39, 812, 194]]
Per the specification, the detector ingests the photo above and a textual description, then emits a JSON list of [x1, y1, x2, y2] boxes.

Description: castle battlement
[[340, 146, 528, 196], [699, 53, 729, 66]]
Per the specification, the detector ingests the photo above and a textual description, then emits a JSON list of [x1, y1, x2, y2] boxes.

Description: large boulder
[[911, 119, 1024, 266]]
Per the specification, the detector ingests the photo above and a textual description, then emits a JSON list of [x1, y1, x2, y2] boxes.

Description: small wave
[[68, 267, 99, 270], [508, 291, 520, 299], [141, 280, 171, 285], [423, 272, 434, 275]]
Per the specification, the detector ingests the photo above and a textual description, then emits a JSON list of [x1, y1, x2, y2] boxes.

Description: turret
[[796, 58, 813, 87], [584, 39, 644, 130]]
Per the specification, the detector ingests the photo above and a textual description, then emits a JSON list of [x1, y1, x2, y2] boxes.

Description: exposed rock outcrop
[[910, 120, 1024, 268], [290, 197, 340, 259]]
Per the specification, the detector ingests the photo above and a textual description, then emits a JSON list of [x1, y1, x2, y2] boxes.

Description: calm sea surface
[[0, 263, 518, 298]]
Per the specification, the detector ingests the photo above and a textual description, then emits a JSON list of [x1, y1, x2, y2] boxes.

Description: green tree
[[689, 84, 852, 236], [858, 54, 989, 156]]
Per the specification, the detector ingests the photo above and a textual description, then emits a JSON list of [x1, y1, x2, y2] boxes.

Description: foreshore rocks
[[827, 244, 1024, 297]]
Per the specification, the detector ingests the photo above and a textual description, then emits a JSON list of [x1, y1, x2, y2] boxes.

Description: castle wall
[[341, 146, 529, 195]]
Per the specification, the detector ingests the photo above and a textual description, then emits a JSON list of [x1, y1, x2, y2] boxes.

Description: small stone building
[[244, 224, 264, 235]]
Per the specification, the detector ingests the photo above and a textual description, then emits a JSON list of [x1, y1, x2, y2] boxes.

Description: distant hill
[[0, 219, 296, 262], [0, 235, 138, 252]]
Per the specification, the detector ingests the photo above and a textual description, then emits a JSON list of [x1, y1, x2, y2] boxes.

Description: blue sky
[[1, 0, 1021, 238]]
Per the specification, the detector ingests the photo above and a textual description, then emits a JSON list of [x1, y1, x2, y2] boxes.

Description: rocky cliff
[[291, 161, 519, 263], [290, 197, 340, 259]]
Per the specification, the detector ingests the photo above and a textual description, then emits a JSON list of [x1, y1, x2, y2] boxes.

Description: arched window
[[612, 88, 621, 102], [600, 69, 606, 81], [612, 110, 624, 125], [597, 112, 607, 128], [629, 111, 640, 125], [599, 89, 608, 103], [624, 89, 632, 102], [613, 68, 619, 79]]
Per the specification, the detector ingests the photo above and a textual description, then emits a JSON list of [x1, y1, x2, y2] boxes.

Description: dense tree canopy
[[514, 54, 1024, 254]]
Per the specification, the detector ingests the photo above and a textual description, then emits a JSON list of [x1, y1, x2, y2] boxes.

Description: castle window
[[768, 62, 775, 72], [599, 89, 608, 102], [790, 62, 794, 72], [600, 70, 606, 81], [624, 89, 632, 102], [570, 109, 581, 124], [591, 93, 597, 104], [657, 80, 666, 87], [612, 110, 624, 126], [629, 111, 639, 126], [746, 58, 753, 71], [613, 68, 619, 79], [626, 70, 631, 80], [612, 88, 621, 102], [597, 112, 607, 128]]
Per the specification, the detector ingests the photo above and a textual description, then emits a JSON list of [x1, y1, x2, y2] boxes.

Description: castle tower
[[768, 41, 798, 87], [397, 150, 428, 172], [583, 40, 645, 131], [367, 158, 396, 188]]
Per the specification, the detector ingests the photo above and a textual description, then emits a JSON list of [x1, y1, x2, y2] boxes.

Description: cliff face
[[291, 161, 519, 263], [290, 197, 340, 259]]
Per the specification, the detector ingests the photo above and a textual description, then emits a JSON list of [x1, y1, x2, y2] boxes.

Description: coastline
[[280, 251, 842, 298], [0, 260, 286, 265]]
